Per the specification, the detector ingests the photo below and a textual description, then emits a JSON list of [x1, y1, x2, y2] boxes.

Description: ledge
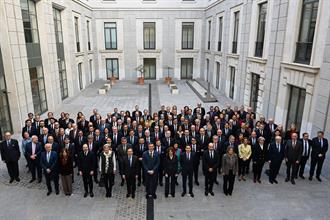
[[226, 53, 240, 59], [99, 49, 123, 53], [138, 49, 162, 53], [247, 56, 267, 64], [176, 49, 200, 53], [75, 52, 85, 57], [281, 61, 320, 74], [214, 51, 223, 57], [88, 51, 95, 55]]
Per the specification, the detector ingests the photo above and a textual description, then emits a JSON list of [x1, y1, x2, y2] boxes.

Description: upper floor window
[[182, 22, 194, 49], [87, 20, 91, 51], [104, 22, 117, 50], [144, 22, 156, 49], [232, 11, 240, 54], [207, 20, 211, 50], [255, 2, 267, 57], [74, 16, 80, 52], [53, 8, 63, 43], [295, 0, 319, 64], [21, 0, 39, 43], [217, 17, 223, 51]]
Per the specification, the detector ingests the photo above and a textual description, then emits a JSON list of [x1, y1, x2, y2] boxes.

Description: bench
[[98, 85, 109, 95]]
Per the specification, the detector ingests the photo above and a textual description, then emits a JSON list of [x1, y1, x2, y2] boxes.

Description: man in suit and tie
[[86, 135, 99, 183], [22, 119, 37, 138], [181, 145, 195, 197], [128, 130, 138, 149], [202, 143, 219, 196], [191, 137, 201, 185], [162, 131, 174, 148], [268, 136, 285, 184], [142, 143, 160, 199], [89, 108, 98, 124], [40, 143, 59, 196], [111, 126, 122, 152], [25, 135, 42, 183], [78, 144, 95, 197], [122, 148, 139, 198], [198, 128, 210, 151], [284, 133, 302, 184], [0, 132, 21, 183], [309, 131, 328, 182], [117, 137, 132, 186], [135, 138, 146, 186], [298, 132, 312, 179]]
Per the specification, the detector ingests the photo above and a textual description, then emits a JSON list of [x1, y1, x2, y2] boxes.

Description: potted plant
[[164, 66, 173, 85], [135, 65, 145, 85]]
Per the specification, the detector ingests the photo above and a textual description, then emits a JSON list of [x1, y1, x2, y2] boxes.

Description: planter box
[[138, 77, 145, 85], [171, 86, 179, 94], [98, 86, 108, 95]]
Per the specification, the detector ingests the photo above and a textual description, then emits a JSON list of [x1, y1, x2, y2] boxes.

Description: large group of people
[[0, 104, 328, 199]]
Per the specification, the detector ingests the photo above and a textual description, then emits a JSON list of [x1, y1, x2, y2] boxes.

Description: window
[[106, 58, 119, 79], [29, 67, 48, 114], [232, 11, 240, 54], [87, 20, 91, 51], [255, 2, 267, 57], [181, 58, 193, 79], [74, 16, 80, 52], [286, 86, 306, 131], [229, 67, 235, 99], [215, 62, 220, 89], [182, 22, 194, 49], [104, 22, 117, 50], [143, 58, 156, 79], [78, 63, 83, 90], [144, 22, 156, 49], [89, 60, 93, 83], [250, 73, 260, 112], [207, 20, 211, 50], [53, 8, 68, 100], [21, 0, 39, 43], [217, 17, 223, 51], [206, 59, 209, 82], [295, 0, 319, 64]]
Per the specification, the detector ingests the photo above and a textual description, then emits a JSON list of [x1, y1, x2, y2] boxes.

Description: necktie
[[210, 151, 213, 159], [168, 138, 170, 146], [156, 133, 158, 139], [214, 143, 217, 150], [114, 135, 117, 143], [47, 152, 50, 162], [320, 139, 323, 148], [129, 156, 132, 167], [187, 153, 190, 160], [277, 144, 280, 152], [7, 140, 10, 146], [85, 152, 87, 156], [304, 140, 307, 156], [150, 152, 153, 158], [124, 145, 126, 152], [140, 144, 143, 151], [193, 145, 196, 152]]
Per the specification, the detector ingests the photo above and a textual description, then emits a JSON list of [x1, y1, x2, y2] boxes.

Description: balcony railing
[[217, 41, 221, 52], [254, 41, 264, 58], [207, 41, 210, 50], [76, 42, 80, 52], [232, 41, 237, 54], [294, 42, 313, 65]]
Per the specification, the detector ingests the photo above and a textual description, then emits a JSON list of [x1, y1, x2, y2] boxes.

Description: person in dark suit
[[117, 137, 132, 186], [122, 148, 139, 198], [22, 119, 37, 138], [0, 132, 21, 183], [135, 138, 146, 186], [86, 135, 99, 183], [180, 145, 195, 197], [268, 136, 285, 184], [128, 130, 138, 148], [47, 135, 59, 154], [142, 143, 160, 199], [162, 131, 174, 148], [284, 133, 302, 184], [309, 131, 328, 182], [25, 135, 42, 183], [298, 132, 312, 179], [252, 137, 267, 183], [191, 137, 201, 185], [202, 143, 219, 196], [99, 144, 116, 198], [164, 147, 178, 197], [78, 144, 95, 197], [40, 143, 59, 196]]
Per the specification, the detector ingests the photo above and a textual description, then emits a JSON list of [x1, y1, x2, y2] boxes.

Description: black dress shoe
[[181, 192, 186, 197], [204, 191, 208, 196], [224, 192, 228, 196], [165, 194, 168, 198], [316, 176, 322, 182], [15, 177, 20, 182], [228, 193, 232, 196], [299, 175, 305, 179], [285, 178, 289, 182], [47, 191, 52, 196], [126, 194, 130, 198], [56, 191, 59, 195], [159, 183, 163, 186], [195, 181, 199, 186], [9, 178, 14, 183], [210, 191, 214, 196], [175, 181, 179, 186], [269, 180, 273, 184], [94, 179, 99, 184], [132, 194, 135, 199], [38, 179, 42, 183], [171, 194, 175, 197], [291, 179, 295, 185], [84, 192, 88, 198], [190, 193, 194, 198], [138, 182, 141, 186], [273, 179, 278, 184], [257, 179, 261, 184], [215, 180, 219, 185], [90, 192, 94, 197], [153, 194, 157, 199], [309, 176, 313, 181], [120, 181, 124, 186], [29, 179, 36, 183]]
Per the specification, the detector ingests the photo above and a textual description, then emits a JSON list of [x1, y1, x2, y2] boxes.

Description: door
[[106, 58, 119, 79], [215, 62, 220, 89], [181, 58, 193, 79], [286, 86, 306, 131], [250, 73, 260, 112], [143, 58, 156, 79]]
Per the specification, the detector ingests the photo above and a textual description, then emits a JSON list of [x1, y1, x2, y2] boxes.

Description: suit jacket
[[128, 135, 138, 148], [162, 137, 175, 148], [300, 138, 313, 157], [268, 142, 285, 163], [180, 152, 195, 174], [142, 151, 160, 172], [285, 140, 302, 162], [117, 144, 133, 160], [198, 135, 210, 150], [135, 144, 146, 158], [25, 142, 42, 161], [311, 137, 328, 158], [22, 126, 37, 138], [202, 150, 219, 173], [164, 155, 178, 175], [122, 155, 139, 177], [78, 151, 95, 173], [40, 151, 58, 173], [0, 139, 20, 162], [252, 143, 267, 163]]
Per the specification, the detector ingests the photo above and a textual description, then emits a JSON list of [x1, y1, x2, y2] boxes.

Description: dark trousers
[[204, 171, 216, 192], [45, 172, 59, 193], [253, 160, 264, 180], [29, 159, 42, 180], [223, 170, 235, 195], [165, 174, 176, 196], [138, 161, 145, 184], [246, 158, 251, 173], [126, 175, 136, 195], [145, 173, 158, 196], [193, 162, 199, 182], [182, 172, 193, 194], [239, 159, 249, 176], [269, 161, 281, 181], [82, 173, 93, 193], [286, 161, 298, 180], [103, 173, 114, 195], [298, 156, 309, 177], [6, 161, 19, 179], [310, 156, 325, 178], [158, 163, 164, 184]]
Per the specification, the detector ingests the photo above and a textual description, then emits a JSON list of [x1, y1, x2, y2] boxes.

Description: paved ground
[[1, 80, 330, 220]]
